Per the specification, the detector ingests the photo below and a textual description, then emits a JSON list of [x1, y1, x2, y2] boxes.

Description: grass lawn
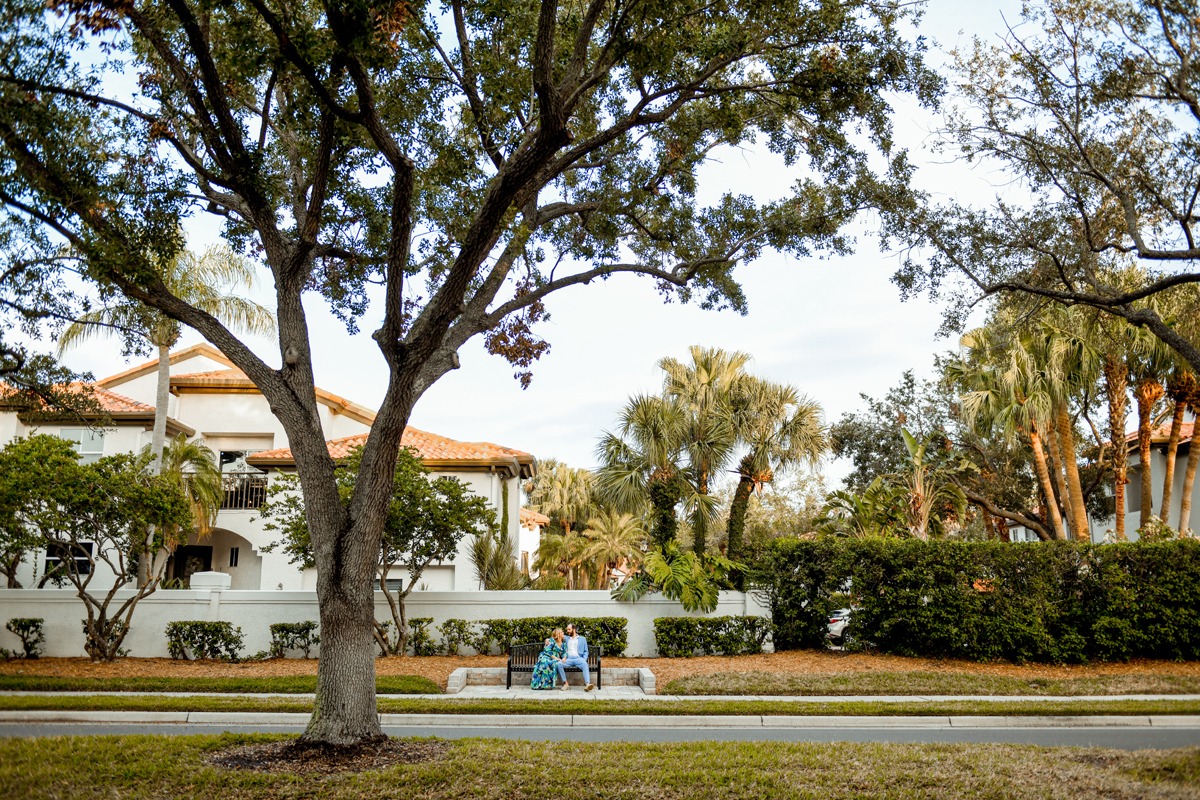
[[0, 734, 1197, 799], [661, 671, 1200, 697], [2, 693, 1199, 717], [0, 675, 440, 695]]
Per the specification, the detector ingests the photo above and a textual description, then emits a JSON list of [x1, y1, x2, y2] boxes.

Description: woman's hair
[[552, 628, 564, 638]]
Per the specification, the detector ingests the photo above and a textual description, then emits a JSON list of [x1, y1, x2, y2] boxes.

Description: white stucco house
[[0, 343, 539, 591]]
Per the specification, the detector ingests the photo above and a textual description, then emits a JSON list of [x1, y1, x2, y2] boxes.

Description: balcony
[[220, 472, 268, 510]]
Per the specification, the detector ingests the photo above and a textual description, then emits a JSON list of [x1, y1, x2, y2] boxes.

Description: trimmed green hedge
[[654, 616, 774, 657], [433, 617, 629, 657], [164, 621, 244, 661], [754, 538, 1200, 663]]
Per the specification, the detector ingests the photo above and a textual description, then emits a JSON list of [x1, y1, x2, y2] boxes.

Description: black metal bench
[[506, 640, 602, 689]]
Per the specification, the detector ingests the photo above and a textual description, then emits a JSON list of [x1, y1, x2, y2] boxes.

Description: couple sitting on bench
[[531, 623, 595, 691]]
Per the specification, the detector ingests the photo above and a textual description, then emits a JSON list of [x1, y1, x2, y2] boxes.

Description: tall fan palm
[[948, 328, 1066, 540], [596, 393, 686, 547], [579, 510, 648, 588], [1127, 321, 1178, 530], [59, 246, 275, 475], [524, 459, 594, 536], [725, 378, 826, 562], [659, 346, 751, 554]]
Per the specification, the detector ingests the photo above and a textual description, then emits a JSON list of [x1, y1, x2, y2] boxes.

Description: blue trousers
[[556, 655, 590, 685]]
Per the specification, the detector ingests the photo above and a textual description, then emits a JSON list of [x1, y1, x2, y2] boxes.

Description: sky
[[46, 0, 1025, 491]]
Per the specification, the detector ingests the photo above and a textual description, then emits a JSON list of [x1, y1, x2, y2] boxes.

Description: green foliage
[[470, 524, 525, 590], [653, 616, 774, 657], [3, 618, 44, 659], [437, 619, 478, 656], [164, 621, 244, 662], [479, 617, 628, 657], [407, 618, 438, 657], [613, 541, 743, 613], [268, 622, 319, 659], [756, 538, 1200, 662]]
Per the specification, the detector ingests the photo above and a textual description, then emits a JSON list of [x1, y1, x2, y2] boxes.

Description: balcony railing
[[220, 472, 268, 510]]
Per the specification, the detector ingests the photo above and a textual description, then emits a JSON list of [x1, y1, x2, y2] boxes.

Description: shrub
[[269, 621, 320, 658], [754, 538, 1200, 663], [653, 616, 773, 657], [408, 617, 438, 656], [438, 618, 476, 655], [4, 618, 45, 659], [165, 621, 244, 661]]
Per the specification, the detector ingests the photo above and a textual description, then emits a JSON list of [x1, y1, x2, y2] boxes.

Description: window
[[219, 451, 268, 510], [43, 541, 93, 578], [229, 547, 239, 568], [59, 429, 105, 464]]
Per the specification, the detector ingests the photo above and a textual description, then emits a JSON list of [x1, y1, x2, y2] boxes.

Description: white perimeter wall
[[0, 589, 770, 659]]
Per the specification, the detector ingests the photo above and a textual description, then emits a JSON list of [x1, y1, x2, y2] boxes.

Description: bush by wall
[[754, 538, 1200, 663], [653, 616, 773, 657], [433, 616, 628, 656], [165, 621, 244, 661], [408, 617, 438, 656], [4, 618, 45, 659], [268, 621, 319, 658]]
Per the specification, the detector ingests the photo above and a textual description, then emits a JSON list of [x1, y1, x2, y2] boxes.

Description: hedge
[[754, 538, 1200, 663], [434, 617, 628, 656], [164, 621, 244, 661], [653, 616, 773, 657]]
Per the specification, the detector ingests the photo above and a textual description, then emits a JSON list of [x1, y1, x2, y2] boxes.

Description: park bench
[[506, 640, 602, 689]]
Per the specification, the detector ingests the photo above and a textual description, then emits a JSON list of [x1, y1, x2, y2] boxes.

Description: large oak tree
[[0, 0, 936, 744]]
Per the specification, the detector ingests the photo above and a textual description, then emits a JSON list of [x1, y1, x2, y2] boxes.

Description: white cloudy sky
[[48, 0, 1024, 489]]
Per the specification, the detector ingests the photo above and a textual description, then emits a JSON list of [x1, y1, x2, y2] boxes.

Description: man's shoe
[[585, 683, 595, 692]]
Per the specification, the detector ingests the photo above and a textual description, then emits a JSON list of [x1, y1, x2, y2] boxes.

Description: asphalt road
[[2, 722, 1197, 749]]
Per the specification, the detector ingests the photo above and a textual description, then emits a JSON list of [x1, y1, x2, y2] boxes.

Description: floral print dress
[[530, 640, 565, 689]]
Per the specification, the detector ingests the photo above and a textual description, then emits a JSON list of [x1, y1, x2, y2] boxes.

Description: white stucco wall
[[0, 589, 770, 658]]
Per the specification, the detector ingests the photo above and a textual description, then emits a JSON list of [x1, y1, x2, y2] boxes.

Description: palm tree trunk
[[138, 343, 172, 588], [1104, 356, 1129, 540], [726, 472, 754, 562], [1179, 413, 1200, 534], [1028, 424, 1066, 540], [1056, 403, 1090, 541], [1159, 399, 1187, 525], [1043, 419, 1073, 535], [1134, 378, 1164, 529]]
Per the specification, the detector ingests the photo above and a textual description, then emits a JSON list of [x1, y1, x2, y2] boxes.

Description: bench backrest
[[508, 640, 603, 666]]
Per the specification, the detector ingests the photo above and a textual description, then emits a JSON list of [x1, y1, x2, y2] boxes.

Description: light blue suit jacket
[[565, 634, 588, 661]]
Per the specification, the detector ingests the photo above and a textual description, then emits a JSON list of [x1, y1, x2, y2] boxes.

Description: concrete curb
[[4, 691, 1198, 702], [1, 710, 1197, 729]]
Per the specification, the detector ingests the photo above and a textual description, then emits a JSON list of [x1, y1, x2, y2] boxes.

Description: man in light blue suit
[[556, 623, 595, 691]]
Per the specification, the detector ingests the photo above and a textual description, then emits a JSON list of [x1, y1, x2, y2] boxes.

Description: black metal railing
[[220, 472, 268, 510]]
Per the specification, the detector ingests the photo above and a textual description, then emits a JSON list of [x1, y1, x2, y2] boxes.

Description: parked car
[[826, 608, 851, 645]]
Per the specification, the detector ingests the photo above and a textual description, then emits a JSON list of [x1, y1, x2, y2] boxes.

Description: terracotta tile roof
[[171, 368, 257, 388], [169, 366, 377, 425], [247, 426, 535, 477], [1126, 421, 1195, 445], [520, 508, 551, 529], [0, 381, 154, 414], [97, 343, 235, 388]]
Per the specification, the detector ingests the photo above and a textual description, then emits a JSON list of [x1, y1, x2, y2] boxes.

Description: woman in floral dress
[[531, 628, 565, 689]]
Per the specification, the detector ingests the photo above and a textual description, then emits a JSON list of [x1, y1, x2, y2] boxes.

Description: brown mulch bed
[[4, 652, 1199, 690], [206, 739, 448, 774]]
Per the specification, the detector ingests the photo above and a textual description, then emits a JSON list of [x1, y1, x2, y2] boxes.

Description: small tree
[[0, 435, 191, 660], [262, 446, 495, 655]]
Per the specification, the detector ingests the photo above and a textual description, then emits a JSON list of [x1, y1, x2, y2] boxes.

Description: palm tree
[[895, 429, 971, 540], [1127, 325, 1177, 530], [725, 378, 825, 562], [948, 328, 1066, 540], [579, 510, 648, 588], [59, 246, 275, 475], [524, 459, 594, 536], [659, 346, 749, 554], [815, 477, 906, 539], [1161, 369, 1196, 524], [596, 393, 686, 547], [154, 434, 223, 540]]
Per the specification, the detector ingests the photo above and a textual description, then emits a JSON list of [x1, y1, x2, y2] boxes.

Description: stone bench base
[[446, 667, 655, 694]]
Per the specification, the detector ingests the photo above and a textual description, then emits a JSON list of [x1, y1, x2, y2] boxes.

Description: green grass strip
[[0, 674, 440, 695], [0, 733, 1197, 799], [1, 693, 1197, 717], [661, 670, 1200, 697]]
